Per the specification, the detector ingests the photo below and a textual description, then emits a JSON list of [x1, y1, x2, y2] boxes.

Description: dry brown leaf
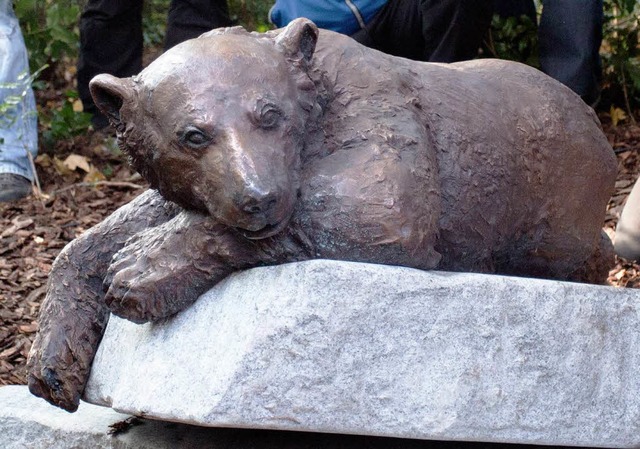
[[53, 156, 73, 176], [63, 154, 92, 173], [83, 167, 107, 183], [611, 106, 627, 127], [34, 154, 53, 168]]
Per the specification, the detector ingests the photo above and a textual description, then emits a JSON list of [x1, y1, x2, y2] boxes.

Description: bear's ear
[[89, 74, 136, 127], [275, 18, 319, 68]]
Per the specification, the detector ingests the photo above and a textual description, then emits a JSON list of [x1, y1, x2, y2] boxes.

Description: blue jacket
[[269, 0, 388, 35]]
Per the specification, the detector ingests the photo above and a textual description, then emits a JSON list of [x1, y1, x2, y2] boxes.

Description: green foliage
[[14, 0, 80, 71], [40, 90, 92, 148], [602, 0, 640, 111], [12, 0, 92, 147], [484, 13, 539, 68], [228, 0, 273, 32], [142, 0, 168, 47], [139, 0, 275, 46]]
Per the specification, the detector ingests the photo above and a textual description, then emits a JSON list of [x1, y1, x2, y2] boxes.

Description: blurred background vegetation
[[9, 0, 640, 148]]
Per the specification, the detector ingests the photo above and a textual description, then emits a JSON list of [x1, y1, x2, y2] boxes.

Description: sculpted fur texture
[[28, 19, 616, 412]]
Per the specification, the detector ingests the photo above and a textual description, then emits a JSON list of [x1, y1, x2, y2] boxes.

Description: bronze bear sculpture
[[27, 19, 616, 412]]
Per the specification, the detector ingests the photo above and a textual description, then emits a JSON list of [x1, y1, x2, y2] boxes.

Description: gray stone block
[[83, 260, 640, 448], [0, 384, 525, 449], [0, 385, 131, 449]]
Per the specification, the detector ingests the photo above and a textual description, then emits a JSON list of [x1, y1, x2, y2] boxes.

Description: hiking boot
[[0, 173, 32, 202]]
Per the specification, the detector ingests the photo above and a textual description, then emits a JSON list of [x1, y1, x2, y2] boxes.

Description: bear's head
[[89, 19, 320, 239]]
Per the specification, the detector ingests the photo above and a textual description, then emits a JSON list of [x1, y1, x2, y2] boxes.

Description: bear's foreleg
[[27, 189, 180, 412], [103, 212, 305, 323]]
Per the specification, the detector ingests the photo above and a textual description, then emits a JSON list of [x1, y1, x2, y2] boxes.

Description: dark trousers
[[351, 0, 494, 63], [77, 0, 231, 128], [539, 0, 603, 105], [494, 0, 603, 105]]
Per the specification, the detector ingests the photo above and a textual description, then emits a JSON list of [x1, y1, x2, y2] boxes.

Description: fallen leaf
[[53, 156, 73, 176], [63, 154, 92, 173], [83, 167, 107, 183], [72, 99, 83, 112], [35, 154, 53, 168], [611, 106, 627, 127]]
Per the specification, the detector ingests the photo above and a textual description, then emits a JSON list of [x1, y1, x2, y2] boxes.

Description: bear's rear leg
[[567, 230, 615, 284], [492, 228, 613, 285]]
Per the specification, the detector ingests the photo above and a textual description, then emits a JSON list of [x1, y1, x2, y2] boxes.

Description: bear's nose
[[238, 189, 277, 215]]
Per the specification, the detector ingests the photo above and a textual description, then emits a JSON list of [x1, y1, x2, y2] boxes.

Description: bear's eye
[[258, 106, 282, 130], [179, 127, 212, 149]]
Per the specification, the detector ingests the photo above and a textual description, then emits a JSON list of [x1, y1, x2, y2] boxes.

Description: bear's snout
[[232, 186, 283, 230], [237, 188, 278, 216], [226, 184, 294, 240]]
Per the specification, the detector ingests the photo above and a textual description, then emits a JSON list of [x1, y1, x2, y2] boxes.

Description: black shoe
[[0, 173, 32, 202]]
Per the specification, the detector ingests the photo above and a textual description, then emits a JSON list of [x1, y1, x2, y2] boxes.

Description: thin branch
[[25, 149, 45, 207], [620, 64, 638, 125], [51, 181, 145, 195]]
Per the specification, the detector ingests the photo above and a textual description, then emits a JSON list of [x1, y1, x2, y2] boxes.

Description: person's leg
[[354, 3, 422, 59], [539, 0, 603, 105], [419, 0, 494, 62], [351, 0, 425, 61], [0, 3, 37, 201], [164, 0, 231, 50], [493, 0, 536, 22], [77, 0, 144, 129], [352, 0, 493, 63]]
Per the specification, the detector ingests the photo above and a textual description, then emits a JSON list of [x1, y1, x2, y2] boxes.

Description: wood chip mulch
[[1, 114, 640, 387], [1, 132, 146, 386]]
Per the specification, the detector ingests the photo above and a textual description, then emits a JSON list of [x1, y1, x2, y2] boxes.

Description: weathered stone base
[[0, 385, 542, 449], [81, 260, 640, 448]]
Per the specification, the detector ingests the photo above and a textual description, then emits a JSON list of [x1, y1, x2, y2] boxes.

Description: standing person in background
[[269, 0, 495, 63], [494, 0, 603, 106], [539, 0, 603, 106], [0, 0, 38, 202], [77, 0, 232, 131]]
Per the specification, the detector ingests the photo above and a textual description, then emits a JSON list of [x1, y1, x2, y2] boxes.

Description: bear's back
[[308, 31, 615, 274]]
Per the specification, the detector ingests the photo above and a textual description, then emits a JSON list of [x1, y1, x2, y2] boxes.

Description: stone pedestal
[[79, 260, 640, 448], [1, 385, 474, 449]]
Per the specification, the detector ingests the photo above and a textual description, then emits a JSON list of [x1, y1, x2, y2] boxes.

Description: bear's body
[[28, 19, 616, 412]]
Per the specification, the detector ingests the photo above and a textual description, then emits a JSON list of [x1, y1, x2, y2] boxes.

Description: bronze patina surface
[[28, 19, 616, 412]]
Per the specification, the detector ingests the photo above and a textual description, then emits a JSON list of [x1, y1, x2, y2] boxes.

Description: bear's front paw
[[104, 266, 171, 324], [103, 211, 227, 323], [103, 233, 175, 323], [105, 256, 202, 323]]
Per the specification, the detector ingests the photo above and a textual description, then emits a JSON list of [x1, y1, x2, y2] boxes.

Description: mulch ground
[[1, 112, 640, 387], [0, 131, 147, 385]]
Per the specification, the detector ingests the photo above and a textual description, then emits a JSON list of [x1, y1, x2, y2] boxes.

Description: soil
[[1, 105, 640, 387], [0, 129, 147, 385]]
